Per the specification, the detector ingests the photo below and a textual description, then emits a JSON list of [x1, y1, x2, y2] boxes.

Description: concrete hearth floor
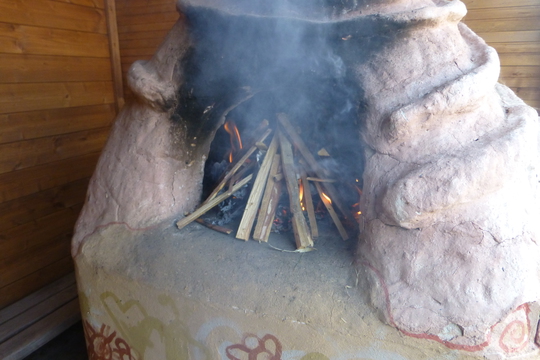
[[74, 220, 539, 359]]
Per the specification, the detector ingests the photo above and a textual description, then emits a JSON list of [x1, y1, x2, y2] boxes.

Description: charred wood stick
[[195, 218, 233, 235], [301, 167, 318, 239], [279, 131, 313, 249], [253, 154, 282, 242], [314, 182, 349, 241], [276, 113, 349, 219], [236, 135, 279, 241], [176, 174, 253, 230], [203, 129, 272, 205]]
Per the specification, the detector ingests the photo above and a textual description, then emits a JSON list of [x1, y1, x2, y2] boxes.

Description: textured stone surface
[[72, 20, 206, 255], [354, 0, 540, 349]]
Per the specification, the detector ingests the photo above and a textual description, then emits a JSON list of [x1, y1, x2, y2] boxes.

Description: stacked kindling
[[176, 114, 352, 250]]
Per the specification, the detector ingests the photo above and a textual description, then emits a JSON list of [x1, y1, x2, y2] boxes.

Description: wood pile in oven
[[176, 113, 354, 250]]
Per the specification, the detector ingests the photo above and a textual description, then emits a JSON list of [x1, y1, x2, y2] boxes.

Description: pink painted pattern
[[83, 321, 136, 360], [226, 333, 282, 360]]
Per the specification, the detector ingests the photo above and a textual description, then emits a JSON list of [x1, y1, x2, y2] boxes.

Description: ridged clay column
[[355, 0, 540, 349], [72, 16, 204, 256]]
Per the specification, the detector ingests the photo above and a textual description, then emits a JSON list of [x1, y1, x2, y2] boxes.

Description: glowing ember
[[352, 196, 362, 223]]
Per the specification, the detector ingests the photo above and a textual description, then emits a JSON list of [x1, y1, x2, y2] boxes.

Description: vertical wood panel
[[463, 0, 540, 109], [0, 127, 110, 175], [0, 54, 113, 83], [115, 0, 177, 102], [0, 23, 111, 58], [0, 82, 115, 114], [0, 0, 107, 34], [0, 178, 90, 232], [105, 0, 125, 111], [0, 152, 100, 206], [51, 0, 104, 9], [0, 0, 118, 309], [0, 104, 115, 144], [0, 257, 75, 310]]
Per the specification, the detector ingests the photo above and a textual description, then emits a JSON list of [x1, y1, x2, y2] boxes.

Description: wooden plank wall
[[0, 0, 120, 309], [116, 0, 179, 102], [463, 0, 540, 110]]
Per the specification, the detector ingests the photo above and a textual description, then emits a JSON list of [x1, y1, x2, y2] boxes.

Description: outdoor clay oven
[[72, 0, 540, 359]]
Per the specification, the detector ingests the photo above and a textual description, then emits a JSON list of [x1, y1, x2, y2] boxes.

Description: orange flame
[[321, 192, 332, 204], [299, 179, 305, 211], [224, 120, 243, 162]]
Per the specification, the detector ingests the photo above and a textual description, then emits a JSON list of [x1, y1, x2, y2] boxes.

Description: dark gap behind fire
[[172, 6, 407, 236]]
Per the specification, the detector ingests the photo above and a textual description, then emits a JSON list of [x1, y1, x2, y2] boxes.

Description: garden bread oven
[[72, 0, 540, 359]]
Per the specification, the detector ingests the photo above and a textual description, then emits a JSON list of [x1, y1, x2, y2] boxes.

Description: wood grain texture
[[0, 205, 82, 266], [116, 0, 174, 9], [475, 30, 540, 44], [118, 20, 176, 34], [0, 152, 100, 203], [0, 0, 117, 310], [462, 0, 540, 108], [498, 53, 540, 67], [0, 0, 107, 34], [120, 47, 159, 57], [512, 87, 540, 102], [0, 284, 78, 342], [0, 127, 109, 175], [118, 29, 169, 41], [0, 81, 115, 114], [119, 37, 168, 50], [0, 104, 115, 144], [121, 56, 150, 66], [0, 298, 80, 360], [116, 2, 176, 16], [105, 0, 125, 110], [52, 0, 104, 9], [500, 77, 540, 89], [0, 234, 73, 288], [466, 5, 540, 21], [465, 0, 539, 9], [0, 23, 110, 57], [0, 54, 112, 84], [0, 178, 89, 232], [116, 11, 179, 30], [0, 257, 74, 310], [500, 66, 540, 79], [0, 273, 75, 325], [465, 18, 540, 33], [115, 0, 177, 89], [492, 42, 540, 54]]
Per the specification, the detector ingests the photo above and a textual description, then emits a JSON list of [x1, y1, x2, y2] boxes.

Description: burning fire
[[321, 192, 332, 204], [299, 179, 305, 211], [224, 120, 243, 162]]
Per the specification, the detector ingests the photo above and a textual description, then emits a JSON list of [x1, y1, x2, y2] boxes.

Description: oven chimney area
[[73, 1, 540, 359]]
